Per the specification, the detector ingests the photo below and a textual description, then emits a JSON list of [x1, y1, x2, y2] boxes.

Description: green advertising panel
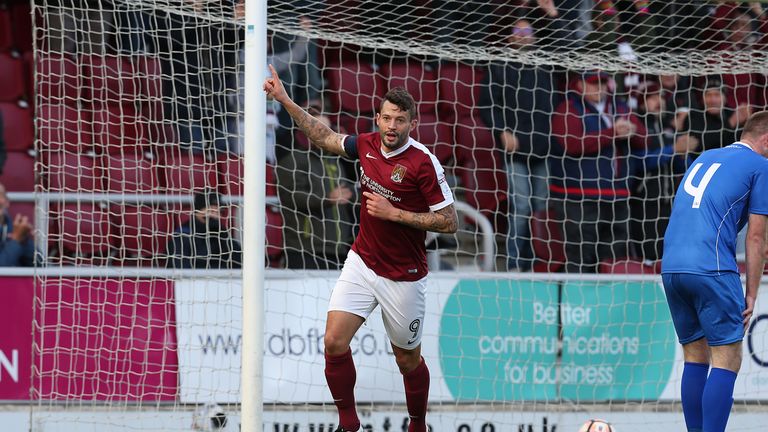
[[560, 281, 676, 401], [439, 279, 677, 402], [439, 279, 560, 401]]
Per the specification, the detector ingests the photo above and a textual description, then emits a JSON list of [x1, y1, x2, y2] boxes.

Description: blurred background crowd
[[0, 0, 765, 272]]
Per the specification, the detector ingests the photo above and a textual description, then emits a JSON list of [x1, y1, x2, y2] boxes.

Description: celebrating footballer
[[264, 64, 458, 432]]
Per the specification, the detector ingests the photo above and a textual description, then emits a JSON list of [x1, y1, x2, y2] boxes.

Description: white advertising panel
[[174, 276, 768, 404]]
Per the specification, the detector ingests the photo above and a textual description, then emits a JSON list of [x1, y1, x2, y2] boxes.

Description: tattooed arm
[[363, 192, 458, 233], [263, 64, 347, 156]]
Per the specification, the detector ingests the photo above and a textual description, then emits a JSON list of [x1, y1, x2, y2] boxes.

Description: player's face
[[376, 101, 417, 151]]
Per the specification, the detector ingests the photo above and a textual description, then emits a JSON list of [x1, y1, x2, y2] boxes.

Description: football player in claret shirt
[[264, 65, 458, 432], [662, 111, 768, 432]]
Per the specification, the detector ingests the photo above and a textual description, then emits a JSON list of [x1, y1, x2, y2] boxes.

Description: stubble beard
[[381, 130, 408, 150]]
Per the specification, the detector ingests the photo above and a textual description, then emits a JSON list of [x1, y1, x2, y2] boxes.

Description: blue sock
[[702, 368, 737, 432], [682, 362, 709, 432]]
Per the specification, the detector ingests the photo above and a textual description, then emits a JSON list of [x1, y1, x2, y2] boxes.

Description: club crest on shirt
[[391, 164, 407, 183]]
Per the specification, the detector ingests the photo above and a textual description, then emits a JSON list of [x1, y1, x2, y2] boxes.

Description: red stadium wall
[[0, 277, 178, 401]]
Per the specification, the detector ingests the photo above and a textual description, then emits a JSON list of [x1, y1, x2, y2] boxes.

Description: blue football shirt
[[662, 142, 768, 275]]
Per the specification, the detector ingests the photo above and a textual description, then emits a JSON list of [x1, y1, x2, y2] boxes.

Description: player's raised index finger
[[268, 64, 279, 79]]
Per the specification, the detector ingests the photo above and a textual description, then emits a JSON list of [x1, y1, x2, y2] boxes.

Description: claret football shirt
[[343, 132, 454, 281]]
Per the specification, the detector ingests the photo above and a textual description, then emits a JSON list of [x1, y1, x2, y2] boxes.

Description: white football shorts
[[328, 250, 427, 349]]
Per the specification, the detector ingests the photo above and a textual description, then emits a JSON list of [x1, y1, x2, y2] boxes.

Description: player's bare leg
[[324, 311, 366, 431], [709, 341, 743, 373], [682, 337, 710, 364], [325, 311, 365, 355], [392, 343, 430, 432], [391, 343, 422, 373]]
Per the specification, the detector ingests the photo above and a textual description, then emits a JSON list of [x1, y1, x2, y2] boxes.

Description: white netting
[[1, 0, 763, 431]]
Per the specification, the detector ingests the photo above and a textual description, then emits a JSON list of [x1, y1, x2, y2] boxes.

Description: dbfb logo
[[578, 419, 614, 432]]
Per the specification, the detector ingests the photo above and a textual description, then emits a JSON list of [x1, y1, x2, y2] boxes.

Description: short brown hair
[[381, 87, 417, 120], [742, 111, 768, 139]]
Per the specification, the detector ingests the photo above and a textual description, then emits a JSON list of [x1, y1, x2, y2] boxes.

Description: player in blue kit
[[662, 111, 768, 432]]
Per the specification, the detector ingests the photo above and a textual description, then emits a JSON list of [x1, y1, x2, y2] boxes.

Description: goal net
[[19, 0, 768, 431]]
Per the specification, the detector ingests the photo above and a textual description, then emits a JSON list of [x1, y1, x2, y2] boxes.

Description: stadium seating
[[381, 61, 439, 114], [530, 208, 566, 272], [165, 202, 193, 232], [82, 55, 144, 104], [265, 204, 284, 267], [109, 204, 172, 266], [37, 53, 80, 104], [100, 153, 160, 194], [333, 112, 373, 136], [157, 149, 218, 194], [9, 2, 32, 52], [215, 155, 277, 197], [0, 100, 33, 151], [46, 152, 99, 192], [38, 103, 94, 154], [134, 55, 163, 101], [598, 258, 661, 274], [50, 203, 111, 265], [89, 103, 150, 154], [21, 49, 32, 102], [438, 62, 485, 118], [410, 112, 454, 164], [0, 7, 12, 52], [266, 163, 277, 197], [0, 151, 36, 192], [217, 154, 243, 197], [8, 201, 35, 224], [326, 60, 383, 114], [453, 120, 508, 223], [317, 39, 365, 68], [133, 55, 165, 133], [0, 51, 25, 101]]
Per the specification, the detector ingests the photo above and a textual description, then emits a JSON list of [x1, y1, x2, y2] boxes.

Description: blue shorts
[[662, 272, 745, 346]]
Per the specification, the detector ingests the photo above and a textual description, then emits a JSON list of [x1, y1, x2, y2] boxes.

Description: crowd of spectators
[[2, 0, 768, 271]]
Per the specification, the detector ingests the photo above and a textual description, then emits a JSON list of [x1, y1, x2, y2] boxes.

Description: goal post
[[241, 0, 267, 431]]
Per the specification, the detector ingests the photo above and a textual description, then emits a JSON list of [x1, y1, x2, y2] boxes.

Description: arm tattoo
[[286, 102, 345, 156], [397, 204, 458, 234]]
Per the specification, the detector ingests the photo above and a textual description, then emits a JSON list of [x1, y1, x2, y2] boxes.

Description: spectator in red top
[[549, 70, 648, 273]]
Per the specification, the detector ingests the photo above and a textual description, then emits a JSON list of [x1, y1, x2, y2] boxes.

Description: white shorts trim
[[329, 250, 427, 349]]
